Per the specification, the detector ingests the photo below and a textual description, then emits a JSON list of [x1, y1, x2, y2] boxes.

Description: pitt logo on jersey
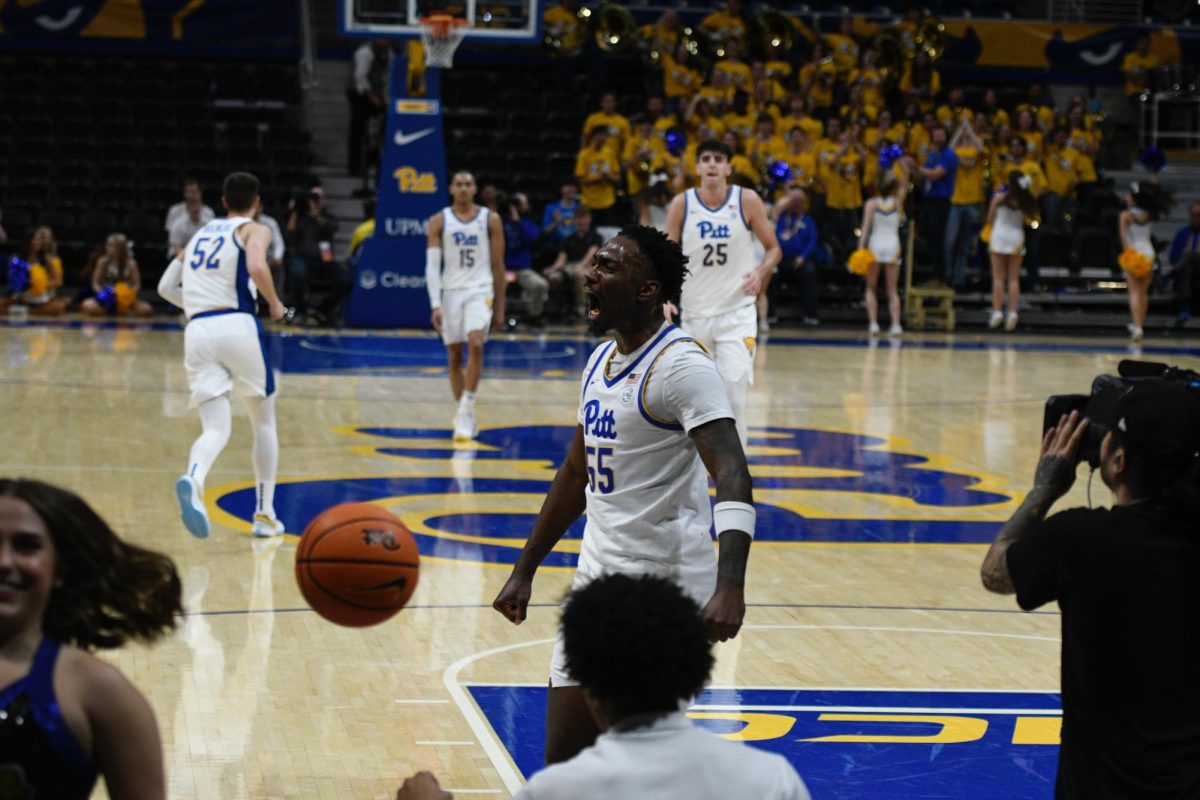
[[452, 232, 479, 247], [697, 221, 731, 239], [394, 166, 438, 194], [583, 400, 617, 440]]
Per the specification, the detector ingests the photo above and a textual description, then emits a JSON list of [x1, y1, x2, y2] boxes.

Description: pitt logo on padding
[[697, 221, 731, 239], [394, 166, 437, 194], [583, 400, 617, 440], [452, 232, 479, 247]]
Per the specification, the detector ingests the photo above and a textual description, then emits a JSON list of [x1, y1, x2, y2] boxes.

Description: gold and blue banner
[[345, 56, 447, 328], [940, 20, 1187, 74], [0, 0, 296, 47]]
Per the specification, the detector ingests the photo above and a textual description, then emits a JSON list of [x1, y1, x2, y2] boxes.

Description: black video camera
[[1044, 360, 1200, 468]]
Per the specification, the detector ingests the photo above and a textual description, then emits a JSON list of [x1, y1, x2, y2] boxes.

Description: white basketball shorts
[[681, 304, 757, 385], [440, 287, 493, 345], [184, 311, 275, 408]]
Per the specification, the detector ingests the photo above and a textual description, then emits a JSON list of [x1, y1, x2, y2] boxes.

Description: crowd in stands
[[2, 6, 1192, 331], [518, 1, 1193, 331], [1, 176, 352, 324]]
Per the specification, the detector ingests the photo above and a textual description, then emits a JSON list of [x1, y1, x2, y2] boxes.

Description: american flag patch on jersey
[[625, 373, 640, 385]]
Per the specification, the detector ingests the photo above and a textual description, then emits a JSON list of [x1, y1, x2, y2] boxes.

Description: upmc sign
[[345, 58, 445, 328]]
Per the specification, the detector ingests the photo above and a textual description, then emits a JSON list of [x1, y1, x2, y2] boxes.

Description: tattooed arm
[[981, 411, 1088, 595]]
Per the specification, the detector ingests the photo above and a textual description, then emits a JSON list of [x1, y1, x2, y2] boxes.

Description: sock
[[460, 390, 477, 410], [244, 395, 279, 520], [187, 396, 232, 492]]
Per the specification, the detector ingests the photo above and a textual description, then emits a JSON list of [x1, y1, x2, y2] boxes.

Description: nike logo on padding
[[394, 128, 435, 146]]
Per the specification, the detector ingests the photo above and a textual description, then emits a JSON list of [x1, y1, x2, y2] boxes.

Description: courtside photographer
[[981, 364, 1200, 799]]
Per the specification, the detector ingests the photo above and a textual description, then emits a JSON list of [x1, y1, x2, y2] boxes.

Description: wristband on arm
[[714, 501, 756, 539]]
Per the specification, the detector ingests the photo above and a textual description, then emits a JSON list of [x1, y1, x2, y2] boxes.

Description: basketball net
[[418, 14, 468, 69]]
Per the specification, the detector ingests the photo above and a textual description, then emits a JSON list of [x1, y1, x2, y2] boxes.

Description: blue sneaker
[[175, 475, 210, 540]]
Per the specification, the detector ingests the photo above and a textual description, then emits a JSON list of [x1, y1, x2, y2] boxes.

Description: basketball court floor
[[7, 317, 1198, 799]]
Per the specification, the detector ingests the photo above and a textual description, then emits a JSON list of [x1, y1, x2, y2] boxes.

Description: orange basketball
[[294, 502, 420, 627]]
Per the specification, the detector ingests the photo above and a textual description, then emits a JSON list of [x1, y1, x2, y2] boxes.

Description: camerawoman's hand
[[1034, 410, 1089, 499]]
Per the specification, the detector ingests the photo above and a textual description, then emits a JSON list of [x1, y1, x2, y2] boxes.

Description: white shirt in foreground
[[515, 712, 811, 800]]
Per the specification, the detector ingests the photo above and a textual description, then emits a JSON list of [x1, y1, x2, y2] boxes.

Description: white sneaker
[[1004, 311, 1019, 331], [1130, 324, 1144, 343], [888, 323, 903, 336], [868, 322, 881, 335], [988, 310, 1004, 329], [175, 475, 210, 540], [251, 514, 285, 538], [453, 406, 477, 441]]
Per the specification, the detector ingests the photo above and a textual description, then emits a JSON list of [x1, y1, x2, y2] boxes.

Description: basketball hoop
[[418, 14, 469, 69]]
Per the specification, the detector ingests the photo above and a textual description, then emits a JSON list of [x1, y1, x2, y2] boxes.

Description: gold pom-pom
[[979, 224, 992, 244], [847, 248, 874, 276], [115, 282, 137, 314], [1118, 249, 1153, 278], [28, 264, 49, 296]]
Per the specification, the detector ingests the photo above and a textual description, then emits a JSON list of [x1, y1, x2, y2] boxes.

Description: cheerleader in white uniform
[[858, 163, 909, 335], [985, 171, 1038, 331], [1119, 181, 1173, 342]]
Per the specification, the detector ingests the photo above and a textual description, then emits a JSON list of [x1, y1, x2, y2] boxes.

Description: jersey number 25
[[701, 243, 727, 267]]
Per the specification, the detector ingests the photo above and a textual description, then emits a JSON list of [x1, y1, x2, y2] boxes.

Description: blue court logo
[[213, 424, 1018, 560], [470, 685, 1062, 800]]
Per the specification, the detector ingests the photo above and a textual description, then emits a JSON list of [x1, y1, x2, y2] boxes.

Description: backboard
[[341, 0, 541, 41]]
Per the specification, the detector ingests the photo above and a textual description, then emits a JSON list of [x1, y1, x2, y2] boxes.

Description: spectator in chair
[[503, 192, 549, 328], [164, 179, 213, 240], [81, 233, 153, 318], [1169, 202, 1200, 324], [542, 180, 581, 248], [284, 188, 340, 324], [771, 184, 821, 326], [167, 181, 215, 259], [545, 206, 602, 321]]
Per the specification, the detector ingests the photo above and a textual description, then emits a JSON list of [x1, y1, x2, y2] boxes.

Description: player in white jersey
[[157, 172, 286, 540], [425, 171, 505, 441], [664, 139, 781, 448], [492, 225, 756, 766], [858, 164, 910, 336]]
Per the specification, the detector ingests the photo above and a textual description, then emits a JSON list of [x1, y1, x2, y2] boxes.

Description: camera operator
[[284, 187, 342, 324], [981, 381, 1200, 799]]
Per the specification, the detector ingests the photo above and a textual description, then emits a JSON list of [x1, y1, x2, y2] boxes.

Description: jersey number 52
[[190, 236, 225, 270]]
